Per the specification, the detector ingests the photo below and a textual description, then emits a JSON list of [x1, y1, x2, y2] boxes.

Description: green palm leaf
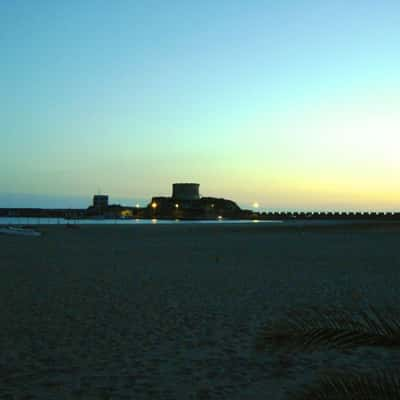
[[288, 369, 400, 400], [256, 305, 400, 352]]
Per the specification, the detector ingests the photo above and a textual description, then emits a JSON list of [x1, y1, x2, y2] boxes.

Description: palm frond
[[288, 369, 400, 400], [256, 305, 400, 352]]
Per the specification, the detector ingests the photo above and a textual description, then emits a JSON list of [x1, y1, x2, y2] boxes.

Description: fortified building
[[149, 183, 240, 218]]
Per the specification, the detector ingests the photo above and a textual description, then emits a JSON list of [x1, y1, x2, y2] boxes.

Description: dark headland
[[1, 182, 399, 222]]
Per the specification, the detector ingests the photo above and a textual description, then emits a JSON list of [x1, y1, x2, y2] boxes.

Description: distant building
[[172, 183, 200, 200], [93, 195, 108, 211], [148, 183, 241, 218]]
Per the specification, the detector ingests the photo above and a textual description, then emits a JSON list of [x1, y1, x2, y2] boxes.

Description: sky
[[1, 0, 399, 211]]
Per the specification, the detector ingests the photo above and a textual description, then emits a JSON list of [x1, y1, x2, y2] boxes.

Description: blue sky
[[1, 1, 399, 210]]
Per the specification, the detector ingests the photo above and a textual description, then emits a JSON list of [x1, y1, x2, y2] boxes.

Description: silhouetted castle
[[149, 183, 241, 218], [92, 195, 108, 211]]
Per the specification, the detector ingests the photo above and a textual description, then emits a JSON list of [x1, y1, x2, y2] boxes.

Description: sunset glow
[[1, 1, 399, 210]]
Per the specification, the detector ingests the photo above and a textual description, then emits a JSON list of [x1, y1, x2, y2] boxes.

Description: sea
[[0, 217, 277, 226]]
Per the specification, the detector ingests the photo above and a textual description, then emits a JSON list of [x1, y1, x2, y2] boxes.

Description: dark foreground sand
[[1, 222, 400, 399]]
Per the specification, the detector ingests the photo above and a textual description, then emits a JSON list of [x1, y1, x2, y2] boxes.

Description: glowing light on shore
[[151, 202, 157, 209], [217, 215, 223, 220], [121, 209, 132, 218], [175, 203, 179, 208]]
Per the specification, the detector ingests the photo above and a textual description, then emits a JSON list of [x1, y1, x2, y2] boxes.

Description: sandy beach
[[1, 222, 400, 399]]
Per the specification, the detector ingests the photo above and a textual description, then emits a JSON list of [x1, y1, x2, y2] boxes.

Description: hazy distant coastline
[[2, 182, 400, 222]]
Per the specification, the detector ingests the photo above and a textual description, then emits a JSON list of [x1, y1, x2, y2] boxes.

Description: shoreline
[[3, 218, 400, 234]]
